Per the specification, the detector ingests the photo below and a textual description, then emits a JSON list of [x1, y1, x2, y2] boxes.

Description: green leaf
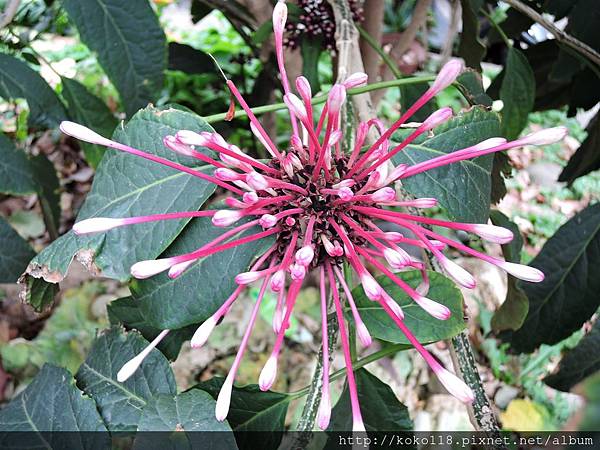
[[0, 364, 108, 440], [458, 0, 486, 71], [456, 70, 493, 107], [75, 328, 177, 432], [301, 40, 322, 94], [24, 106, 215, 289], [0, 217, 35, 283], [61, 77, 118, 168], [195, 377, 289, 449], [134, 390, 238, 449], [130, 216, 274, 330], [0, 53, 67, 128], [30, 154, 61, 240], [61, 0, 167, 116], [490, 210, 529, 332], [167, 42, 214, 75], [392, 107, 501, 223], [499, 47, 535, 140], [559, 113, 600, 184], [21, 277, 59, 312], [501, 203, 600, 353], [0, 131, 38, 195], [328, 369, 413, 432], [574, 372, 600, 431], [353, 271, 465, 344], [107, 296, 195, 360], [400, 83, 437, 122], [544, 320, 600, 392]]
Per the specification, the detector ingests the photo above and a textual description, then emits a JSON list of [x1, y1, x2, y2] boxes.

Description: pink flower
[[60, 1, 566, 431]]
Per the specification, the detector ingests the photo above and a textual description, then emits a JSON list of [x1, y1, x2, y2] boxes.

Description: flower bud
[[343, 72, 368, 89], [360, 273, 382, 301], [258, 356, 278, 391], [270, 270, 286, 292], [295, 245, 315, 266], [283, 94, 308, 121], [317, 393, 332, 430], [215, 168, 243, 181], [212, 209, 243, 227], [73, 217, 124, 234], [356, 321, 372, 347], [175, 129, 209, 146], [243, 192, 259, 204], [245, 172, 270, 191], [469, 224, 513, 244], [259, 214, 278, 229], [130, 258, 174, 279], [383, 247, 411, 268], [473, 137, 507, 151], [519, 126, 568, 146], [422, 107, 453, 131], [290, 263, 306, 280], [295, 76, 312, 101], [272, 0, 287, 35], [499, 261, 544, 282], [327, 84, 346, 115], [337, 187, 354, 201], [439, 257, 476, 289], [60, 121, 114, 147], [433, 366, 475, 404], [215, 378, 233, 421], [235, 270, 264, 285], [415, 296, 451, 320], [370, 187, 396, 203], [430, 59, 464, 93], [191, 316, 218, 348]]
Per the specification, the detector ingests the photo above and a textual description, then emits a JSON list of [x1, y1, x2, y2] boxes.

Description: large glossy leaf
[[24, 106, 215, 290], [456, 70, 493, 107], [0, 364, 109, 449], [107, 296, 195, 360], [328, 369, 413, 432], [61, 77, 118, 168], [544, 321, 600, 392], [458, 0, 485, 71], [134, 390, 237, 449], [30, 154, 61, 239], [501, 203, 600, 353], [353, 271, 465, 344], [392, 107, 501, 223], [490, 210, 529, 332], [559, 113, 600, 184], [61, 0, 167, 116], [75, 328, 177, 432], [130, 216, 274, 330], [499, 47, 535, 140], [196, 377, 289, 450], [0, 132, 38, 196], [0, 53, 67, 128], [0, 217, 35, 283]]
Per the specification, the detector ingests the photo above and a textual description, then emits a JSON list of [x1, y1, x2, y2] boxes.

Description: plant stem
[[502, 0, 600, 69], [202, 76, 436, 124], [356, 24, 403, 79], [450, 331, 506, 449], [480, 8, 511, 48], [289, 342, 410, 399]]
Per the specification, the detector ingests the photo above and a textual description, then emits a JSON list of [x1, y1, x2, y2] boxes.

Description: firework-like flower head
[[60, 0, 566, 431]]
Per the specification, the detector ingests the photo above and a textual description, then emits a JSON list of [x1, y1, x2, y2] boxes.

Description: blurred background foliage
[[0, 0, 599, 437]]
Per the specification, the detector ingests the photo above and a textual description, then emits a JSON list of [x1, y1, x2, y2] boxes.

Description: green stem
[[289, 342, 409, 399], [481, 9, 511, 48], [356, 24, 403, 79], [202, 76, 436, 124]]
